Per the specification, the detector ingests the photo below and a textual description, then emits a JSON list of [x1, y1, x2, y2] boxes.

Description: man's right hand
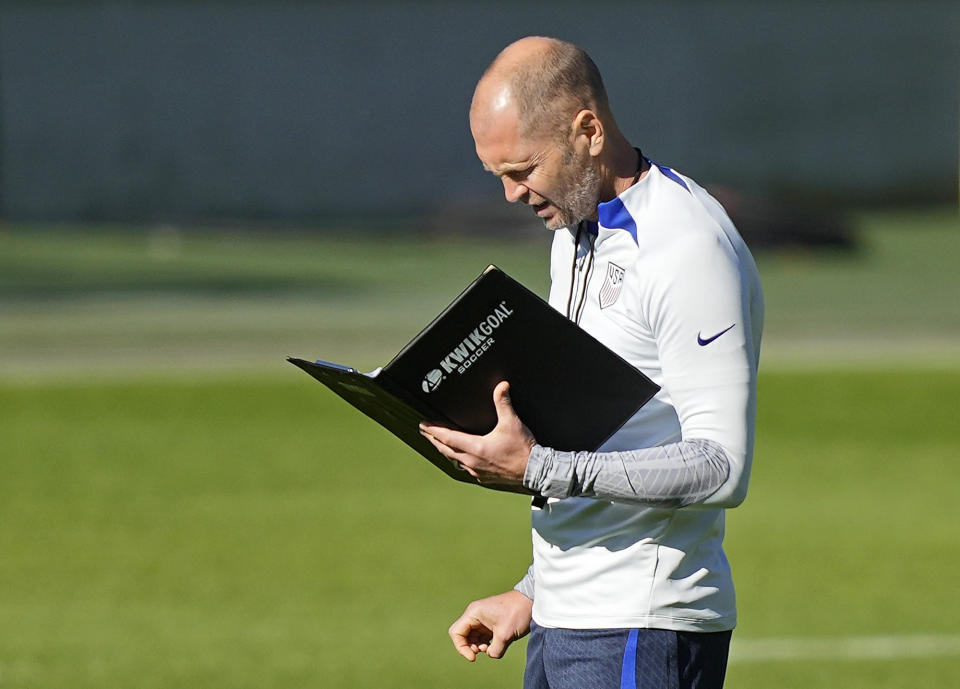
[[448, 589, 533, 661]]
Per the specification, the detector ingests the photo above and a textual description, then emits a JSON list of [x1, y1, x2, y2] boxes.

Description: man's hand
[[448, 589, 533, 661], [420, 381, 536, 487]]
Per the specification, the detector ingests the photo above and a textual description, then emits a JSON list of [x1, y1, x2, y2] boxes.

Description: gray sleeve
[[513, 562, 535, 600], [522, 438, 731, 507]]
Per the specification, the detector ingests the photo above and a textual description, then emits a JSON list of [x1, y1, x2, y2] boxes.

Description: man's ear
[[571, 109, 604, 156]]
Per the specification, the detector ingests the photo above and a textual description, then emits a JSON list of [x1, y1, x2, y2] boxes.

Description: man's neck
[[600, 142, 648, 202]]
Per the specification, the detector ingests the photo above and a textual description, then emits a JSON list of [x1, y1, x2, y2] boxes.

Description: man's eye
[[507, 168, 533, 182]]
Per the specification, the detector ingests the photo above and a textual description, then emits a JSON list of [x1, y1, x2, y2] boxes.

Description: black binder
[[289, 266, 660, 493]]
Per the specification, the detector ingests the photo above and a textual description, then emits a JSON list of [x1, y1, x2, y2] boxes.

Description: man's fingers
[[420, 430, 462, 460], [448, 592, 532, 664], [420, 432, 482, 477], [449, 616, 489, 662], [449, 629, 477, 661], [486, 634, 509, 659], [448, 619, 510, 661], [419, 423, 479, 454], [454, 643, 477, 662], [420, 425, 483, 476]]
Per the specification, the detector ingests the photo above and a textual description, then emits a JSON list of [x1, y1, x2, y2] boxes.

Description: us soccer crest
[[599, 262, 625, 309]]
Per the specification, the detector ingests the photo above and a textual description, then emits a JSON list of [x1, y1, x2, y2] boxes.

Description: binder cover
[[289, 266, 660, 492]]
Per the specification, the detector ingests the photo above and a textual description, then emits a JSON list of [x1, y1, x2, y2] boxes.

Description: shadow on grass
[[0, 264, 371, 301]]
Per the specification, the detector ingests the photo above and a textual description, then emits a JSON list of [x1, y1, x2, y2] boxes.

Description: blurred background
[[1, 2, 958, 688]]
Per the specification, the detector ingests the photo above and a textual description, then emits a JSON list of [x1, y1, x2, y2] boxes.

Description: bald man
[[420, 37, 763, 689]]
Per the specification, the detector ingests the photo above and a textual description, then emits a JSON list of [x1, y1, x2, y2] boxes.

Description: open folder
[[288, 266, 660, 493]]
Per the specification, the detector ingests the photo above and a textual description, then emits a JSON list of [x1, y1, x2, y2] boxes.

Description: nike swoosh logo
[[697, 324, 736, 346]]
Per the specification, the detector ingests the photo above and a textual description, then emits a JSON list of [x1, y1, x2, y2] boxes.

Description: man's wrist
[[523, 444, 575, 498], [522, 444, 546, 492]]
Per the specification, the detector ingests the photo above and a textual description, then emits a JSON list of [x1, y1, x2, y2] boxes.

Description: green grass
[[0, 379, 532, 688], [1, 370, 958, 687], [731, 371, 960, 635]]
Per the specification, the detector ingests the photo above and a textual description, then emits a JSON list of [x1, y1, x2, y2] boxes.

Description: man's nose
[[501, 177, 527, 204]]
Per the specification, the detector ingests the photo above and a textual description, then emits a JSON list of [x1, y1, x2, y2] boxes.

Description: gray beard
[[546, 157, 603, 230]]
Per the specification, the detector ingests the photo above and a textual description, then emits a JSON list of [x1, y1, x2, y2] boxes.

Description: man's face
[[471, 106, 601, 230]]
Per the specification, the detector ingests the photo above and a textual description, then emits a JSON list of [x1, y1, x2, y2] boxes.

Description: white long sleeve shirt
[[519, 160, 764, 632]]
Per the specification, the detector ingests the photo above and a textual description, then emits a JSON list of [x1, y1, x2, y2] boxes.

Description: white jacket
[[521, 161, 764, 631]]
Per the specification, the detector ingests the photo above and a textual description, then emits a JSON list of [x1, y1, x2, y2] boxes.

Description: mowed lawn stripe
[[731, 633, 960, 663]]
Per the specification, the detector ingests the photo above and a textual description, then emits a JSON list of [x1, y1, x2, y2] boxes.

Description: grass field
[[1, 209, 958, 687]]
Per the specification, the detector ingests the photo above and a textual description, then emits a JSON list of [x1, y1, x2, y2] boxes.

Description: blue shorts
[[523, 622, 732, 689]]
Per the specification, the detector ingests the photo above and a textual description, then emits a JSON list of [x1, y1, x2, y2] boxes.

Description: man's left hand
[[419, 381, 536, 487]]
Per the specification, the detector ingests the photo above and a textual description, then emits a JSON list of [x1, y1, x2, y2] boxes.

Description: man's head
[[470, 37, 619, 230]]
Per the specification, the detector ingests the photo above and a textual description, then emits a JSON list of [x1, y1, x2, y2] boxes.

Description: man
[[420, 36, 763, 689]]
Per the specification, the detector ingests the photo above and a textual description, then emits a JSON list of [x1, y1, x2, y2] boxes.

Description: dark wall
[[1, 1, 957, 223]]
